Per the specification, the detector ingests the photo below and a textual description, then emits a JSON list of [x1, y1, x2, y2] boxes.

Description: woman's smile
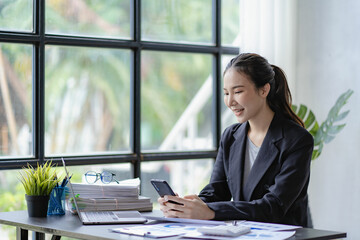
[[231, 107, 244, 116]]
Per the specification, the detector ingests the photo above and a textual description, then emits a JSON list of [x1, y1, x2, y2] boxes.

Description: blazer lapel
[[229, 122, 248, 201], [242, 116, 283, 201]]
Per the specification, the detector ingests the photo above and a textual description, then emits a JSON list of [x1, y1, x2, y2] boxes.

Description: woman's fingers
[[164, 195, 185, 205], [159, 194, 214, 219]]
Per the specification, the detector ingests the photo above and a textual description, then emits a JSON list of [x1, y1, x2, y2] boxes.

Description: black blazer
[[199, 114, 314, 227]]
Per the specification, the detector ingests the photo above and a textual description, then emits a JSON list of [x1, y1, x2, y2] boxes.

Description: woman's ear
[[260, 83, 271, 98]]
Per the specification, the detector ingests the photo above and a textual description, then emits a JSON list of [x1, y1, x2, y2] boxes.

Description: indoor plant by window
[[19, 161, 60, 217], [292, 89, 353, 160]]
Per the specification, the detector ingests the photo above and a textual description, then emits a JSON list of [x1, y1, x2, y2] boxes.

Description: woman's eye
[[223, 92, 229, 96], [235, 91, 242, 94]]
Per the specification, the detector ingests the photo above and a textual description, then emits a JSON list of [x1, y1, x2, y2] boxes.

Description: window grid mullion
[[33, 0, 46, 165], [213, 0, 222, 151], [132, 0, 141, 178]]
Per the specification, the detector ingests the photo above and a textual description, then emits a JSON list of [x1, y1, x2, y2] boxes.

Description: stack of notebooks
[[68, 179, 153, 212]]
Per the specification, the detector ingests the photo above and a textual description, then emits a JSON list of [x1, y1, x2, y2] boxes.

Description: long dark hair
[[224, 53, 304, 127]]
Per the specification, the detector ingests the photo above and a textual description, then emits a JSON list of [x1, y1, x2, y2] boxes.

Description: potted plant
[[19, 161, 60, 217]]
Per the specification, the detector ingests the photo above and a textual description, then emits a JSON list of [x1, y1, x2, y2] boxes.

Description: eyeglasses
[[84, 171, 119, 184]]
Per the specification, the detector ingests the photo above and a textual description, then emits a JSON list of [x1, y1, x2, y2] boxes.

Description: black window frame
[[0, 0, 239, 179]]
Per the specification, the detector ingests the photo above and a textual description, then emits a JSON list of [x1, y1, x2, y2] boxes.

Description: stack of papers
[[71, 196, 153, 212], [68, 178, 152, 212], [71, 183, 139, 198]]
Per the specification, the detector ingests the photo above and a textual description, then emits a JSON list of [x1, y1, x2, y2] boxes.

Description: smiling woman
[[158, 53, 314, 227]]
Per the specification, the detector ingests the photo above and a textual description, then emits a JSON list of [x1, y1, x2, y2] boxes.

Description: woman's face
[[223, 68, 269, 123]]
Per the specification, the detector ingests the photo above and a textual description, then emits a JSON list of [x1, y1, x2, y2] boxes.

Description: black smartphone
[[150, 179, 182, 205]]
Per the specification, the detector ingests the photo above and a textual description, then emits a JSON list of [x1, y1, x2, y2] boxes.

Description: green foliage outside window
[[142, 0, 212, 43], [0, 0, 33, 32]]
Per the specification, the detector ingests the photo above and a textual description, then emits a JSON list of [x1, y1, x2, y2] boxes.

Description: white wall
[[296, 0, 360, 239]]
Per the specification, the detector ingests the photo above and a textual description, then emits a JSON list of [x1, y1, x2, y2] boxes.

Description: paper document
[[112, 227, 184, 238], [239, 221, 301, 231], [182, 230, 296, 240], [112, 223, 204, 238], [112, 223, 296, 240]]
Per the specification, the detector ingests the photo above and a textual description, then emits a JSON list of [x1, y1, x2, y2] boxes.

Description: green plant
[[19, 161, 61, 196], [292, 89, 353, 160]]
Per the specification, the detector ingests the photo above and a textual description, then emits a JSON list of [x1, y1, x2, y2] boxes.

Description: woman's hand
[[158, 194, 215, 220]]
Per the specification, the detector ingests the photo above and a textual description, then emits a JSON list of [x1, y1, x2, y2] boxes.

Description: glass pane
[[141, 159, 213, 206], [0, 43, 32, 158], [0, 0, 33, 32], [142, 0, 212, 44], [222, 0, 240, 46], [45, 0, 131, 39], [0, 168, 27, 238], [141, 51, 213, 151], [45, 46, 131, 156], [221, 55, 238, 132]]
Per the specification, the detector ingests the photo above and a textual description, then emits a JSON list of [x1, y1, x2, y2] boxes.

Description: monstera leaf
[[292, 89, 353, 160]]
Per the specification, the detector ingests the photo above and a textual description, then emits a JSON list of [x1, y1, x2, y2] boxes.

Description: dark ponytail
[[224, 53, 304, 127], [269, 65, 304, 127]]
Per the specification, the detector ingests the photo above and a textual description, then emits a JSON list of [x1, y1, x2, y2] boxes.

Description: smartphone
[[150, 179, 182, 205]]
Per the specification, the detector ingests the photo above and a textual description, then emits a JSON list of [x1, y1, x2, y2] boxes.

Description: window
[[0, 0, 33, 32], [141, 51, 213, 151], [0, 43, 33, 158], [44, 46, 131, 155], [141, 0, 212, 44], [0, 0, 239, 195]]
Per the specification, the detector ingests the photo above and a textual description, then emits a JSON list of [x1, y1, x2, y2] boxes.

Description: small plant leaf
[[304, 110, 316, 128], [296, 104, 307, 120], [324, 135, 336, 144], [309, 121, 319, 137], [327, 124, 346, 135], [334, 110, 350, 122], [291, 105, 298, 112], [312, 150, 321, 160], [292, 103, 320, 138]]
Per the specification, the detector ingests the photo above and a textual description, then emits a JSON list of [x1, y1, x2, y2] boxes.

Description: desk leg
[[33, 232, 45, 240], [15, 227, 60, 240], [16, 227, 28, 240]]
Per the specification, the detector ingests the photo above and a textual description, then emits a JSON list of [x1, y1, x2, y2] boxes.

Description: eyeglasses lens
[[85, 171, 98, 184], [101, 171, 113, 184]]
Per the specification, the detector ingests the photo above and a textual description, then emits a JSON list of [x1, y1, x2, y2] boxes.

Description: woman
[[158, 53, 314, 227]]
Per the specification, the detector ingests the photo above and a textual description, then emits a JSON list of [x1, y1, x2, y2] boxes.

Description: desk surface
[[0, 210, 346, 240]]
